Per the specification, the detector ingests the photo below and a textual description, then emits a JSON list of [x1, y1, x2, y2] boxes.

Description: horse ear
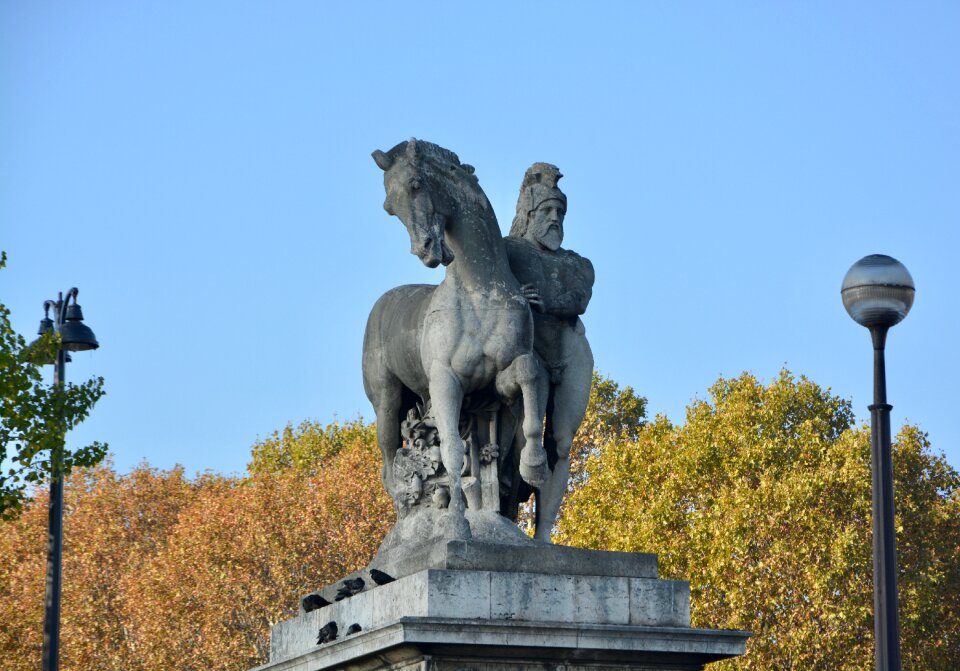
[[406, 138, 418, 160], [372, 150, 393, 171]]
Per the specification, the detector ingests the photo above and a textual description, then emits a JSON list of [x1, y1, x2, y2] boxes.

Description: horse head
[[373, 139, 457, 268]]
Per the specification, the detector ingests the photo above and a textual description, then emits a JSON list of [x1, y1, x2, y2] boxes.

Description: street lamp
[[34, 288, 99, 671], [841, 254, 914, 671]]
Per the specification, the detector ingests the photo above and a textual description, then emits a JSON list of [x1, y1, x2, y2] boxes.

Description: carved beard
[[537, 225, 562, 251]]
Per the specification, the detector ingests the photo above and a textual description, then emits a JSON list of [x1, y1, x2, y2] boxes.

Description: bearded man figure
[[504, 163, 595, 541]]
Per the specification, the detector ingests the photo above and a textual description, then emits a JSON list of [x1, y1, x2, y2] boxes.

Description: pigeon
[[317, 621, 338, 645], [369, 569, 395, 586], [301, 593, 331, 613], [335, 577, 365, 601], [345, 623, 362, 635]]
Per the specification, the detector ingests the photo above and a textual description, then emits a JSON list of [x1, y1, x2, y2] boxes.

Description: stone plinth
[[371, 537, 659, 582], [255, 564, 748, 671], [257, 618, 749, 671]]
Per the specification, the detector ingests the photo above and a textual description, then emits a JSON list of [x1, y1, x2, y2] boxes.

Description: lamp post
[[35, 288, 99, 671], [841, 254, 914, 671]]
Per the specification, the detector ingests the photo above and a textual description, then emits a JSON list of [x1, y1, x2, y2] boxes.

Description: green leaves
[[0, 252, 107, 520]]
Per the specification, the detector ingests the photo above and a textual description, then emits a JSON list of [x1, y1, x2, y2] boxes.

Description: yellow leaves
[[556, 369, 960, 670], [2, 377, 957, 670], [247, 418, 377, 476]]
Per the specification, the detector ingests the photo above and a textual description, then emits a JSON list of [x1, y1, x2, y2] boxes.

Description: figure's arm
[[505, 240, 546, 313], [545, 256, 594, 317]]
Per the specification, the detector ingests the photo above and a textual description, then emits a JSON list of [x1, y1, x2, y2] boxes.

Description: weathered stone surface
[[374, 508, 537, 562], [503, 162, 595, 542], [242, 144, 749, 671], [363, 142, 597, 563], [256, 617, 749, 671], [572, 575, 631, 624], [629, 578, 691, 628], [273, 568, 695, 664], [301, 541, 659, 624], [365, 140, 549, 551], [367, 536, 658, 584]]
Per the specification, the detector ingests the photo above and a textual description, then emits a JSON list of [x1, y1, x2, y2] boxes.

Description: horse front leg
[[428, 363, 472, 540], [497, 353, 549, 488]]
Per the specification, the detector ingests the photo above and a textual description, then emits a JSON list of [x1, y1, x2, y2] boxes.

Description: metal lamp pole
[[841, 254, 914, 671], [35, 289, 99, 671]]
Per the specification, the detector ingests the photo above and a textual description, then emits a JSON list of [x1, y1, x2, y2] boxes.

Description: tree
[[10, 369, 956, 669], [0, 427, 392, 671], [247, 417, 376, 475], [556, 370, 960, 670], [0, 252, 107, 519], [0, 378, 643, 669], [569, 370, 647, 487], [0, 461, 203, 671], [125, 435, 391, 671]]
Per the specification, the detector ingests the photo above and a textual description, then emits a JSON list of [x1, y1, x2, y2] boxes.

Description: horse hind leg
[[372, 380, 403, 501], [497, 353, 549, 488], [427, 363, 471, 540]]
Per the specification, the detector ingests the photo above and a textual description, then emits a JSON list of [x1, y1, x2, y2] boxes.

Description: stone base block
[[255, 618, 748, 671], [259, 568, 748, 671], [371, 537, 659, 582]]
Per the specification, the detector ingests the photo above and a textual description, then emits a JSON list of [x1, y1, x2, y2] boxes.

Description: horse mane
[[385, 139, 490, 212]]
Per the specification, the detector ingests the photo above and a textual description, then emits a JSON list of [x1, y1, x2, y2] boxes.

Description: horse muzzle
[[414, 239, 455, 268], [412, 218, 454, 268]]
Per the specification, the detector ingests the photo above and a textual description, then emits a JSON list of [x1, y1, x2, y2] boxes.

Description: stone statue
[[262, 144, 749, 671], [503, 163, 595, 541], [364, 139, 550, 550]]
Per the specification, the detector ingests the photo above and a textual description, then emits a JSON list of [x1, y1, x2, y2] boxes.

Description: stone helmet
[[509, 163, 566, 238]]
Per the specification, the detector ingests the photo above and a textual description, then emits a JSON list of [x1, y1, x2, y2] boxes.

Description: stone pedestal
[[253, 543, 748, 671]]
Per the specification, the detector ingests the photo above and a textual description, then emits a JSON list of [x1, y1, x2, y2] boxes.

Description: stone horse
[[363, 139, 549, 540]]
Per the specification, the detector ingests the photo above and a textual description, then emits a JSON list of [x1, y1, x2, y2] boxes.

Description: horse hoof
[[520, 460, 549, 488], [441, 512, 472, 540], [520, 447, 549, 488]]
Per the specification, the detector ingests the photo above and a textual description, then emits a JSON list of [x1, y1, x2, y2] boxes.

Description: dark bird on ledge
[[369, 569, 395, 585], [335, 577, 365, 601], [301, 593, 331, 613], [317, 621, 338, 645], [346, 623, 362, 635]]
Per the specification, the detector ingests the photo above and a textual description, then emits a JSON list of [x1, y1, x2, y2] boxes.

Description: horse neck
[[444, 202, 516, 293]]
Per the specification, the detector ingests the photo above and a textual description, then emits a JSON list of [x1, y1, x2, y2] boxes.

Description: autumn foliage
[[556, 371, 960, 669], [0, 429, 391, 671], [2, 372, 958, 670]]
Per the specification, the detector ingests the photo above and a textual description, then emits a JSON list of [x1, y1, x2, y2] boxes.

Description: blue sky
[[2, 2, 958, 477]]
